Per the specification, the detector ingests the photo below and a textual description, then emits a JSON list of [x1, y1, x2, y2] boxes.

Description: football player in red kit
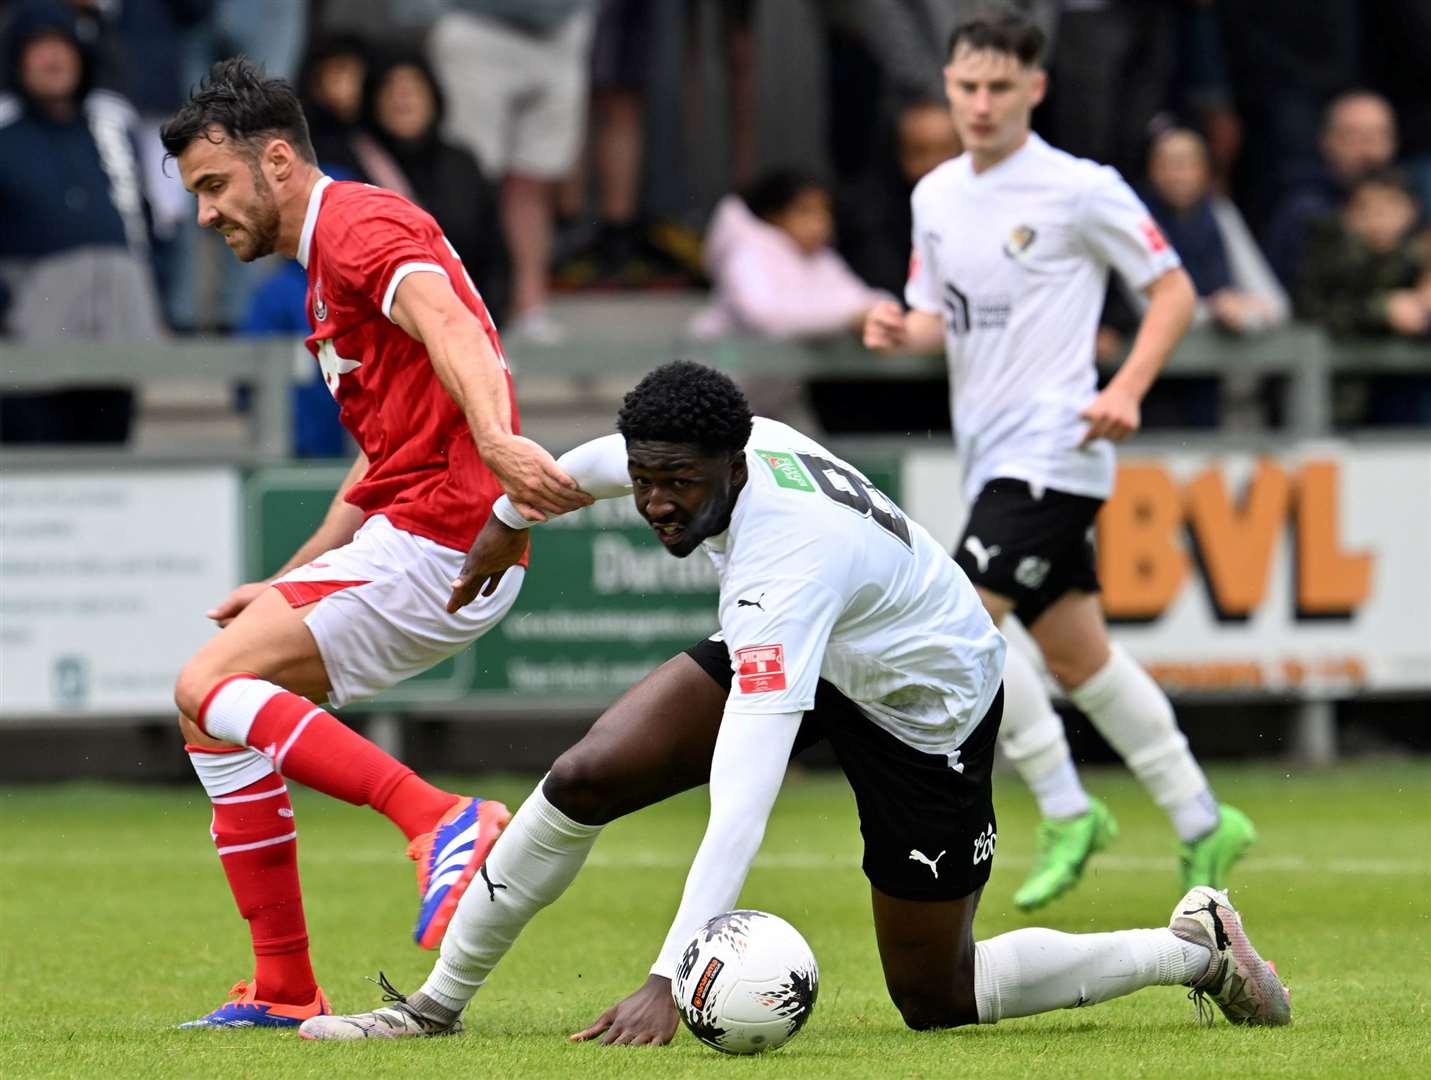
[[160, 57, 591, 1028]]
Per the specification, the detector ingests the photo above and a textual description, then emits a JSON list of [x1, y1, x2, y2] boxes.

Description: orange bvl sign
[[1099, 459, 1373, 622]]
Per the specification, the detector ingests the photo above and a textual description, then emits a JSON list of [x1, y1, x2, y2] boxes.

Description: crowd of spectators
[[1, 0, 1427, 449]]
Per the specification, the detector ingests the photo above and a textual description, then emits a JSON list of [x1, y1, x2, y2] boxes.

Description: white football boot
[[1170, 886, 1291, 1027], [298, 974, 462, 1040]]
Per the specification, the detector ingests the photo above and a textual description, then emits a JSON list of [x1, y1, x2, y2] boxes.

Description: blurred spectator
[[1365, 0, 1431, 218], [1295, 169, 1430, 339], [689, 170, 890, 341], [167, 0, 307, 330], [1143, 128, 1288, 334], [1263, 91, 1398, 289], [429, 0, 597, 344], [1215, 0, 1363, 230], [236, 261, 349, 458], [297, 34, 370, 182], [354, 52, 510, 323], [0, 0, 164, 445], [1037, 0, 1178, 185], [837, 98, 959, 298]]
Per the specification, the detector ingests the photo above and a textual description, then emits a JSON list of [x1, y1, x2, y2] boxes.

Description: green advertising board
[[246, 454, 900, 710]]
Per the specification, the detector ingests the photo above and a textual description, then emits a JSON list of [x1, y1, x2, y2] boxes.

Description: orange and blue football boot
[[178, 980, 331, 1029], [408, 796, 510, 950]]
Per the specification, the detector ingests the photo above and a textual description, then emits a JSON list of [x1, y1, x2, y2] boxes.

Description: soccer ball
[[671, 909, 819, 1054]]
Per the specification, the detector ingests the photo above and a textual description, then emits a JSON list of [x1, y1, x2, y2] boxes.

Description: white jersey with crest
[[709, 419, 1003, 761], [906, 133, 1182, 503]]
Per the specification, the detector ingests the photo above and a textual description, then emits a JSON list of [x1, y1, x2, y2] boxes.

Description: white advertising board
[[905, 443, 1431, 695], [0, 468, 241, 716]]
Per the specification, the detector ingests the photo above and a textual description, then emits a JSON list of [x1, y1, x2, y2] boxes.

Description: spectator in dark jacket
[[0, 0, 164, 445], [1264, 91, 1398, 289], [1295, 168, 1429, 339], [297, 34, 370, 183], [355, 51, 511, 325]]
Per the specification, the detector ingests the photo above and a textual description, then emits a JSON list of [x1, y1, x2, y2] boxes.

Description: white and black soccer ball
[[671, 909, 819, 1055]]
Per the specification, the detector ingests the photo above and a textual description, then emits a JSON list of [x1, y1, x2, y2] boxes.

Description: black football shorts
[[953, 478, 1104, 626], [685, 636, 1002, 903]]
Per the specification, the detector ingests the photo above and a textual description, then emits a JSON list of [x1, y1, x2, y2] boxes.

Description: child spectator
[[1295, 168, 1430, 338], [689, 170, 891, 340]]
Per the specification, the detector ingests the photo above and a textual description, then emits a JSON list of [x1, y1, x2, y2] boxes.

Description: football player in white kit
[[300, 361, 1288, 1043], [863, 5, 1256, 911]]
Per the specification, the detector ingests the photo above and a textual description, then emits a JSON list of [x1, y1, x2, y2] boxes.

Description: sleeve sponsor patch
[[736, 644, 787, 694], [1139, 218, 1169, 253], [755, 450, 814, 492]]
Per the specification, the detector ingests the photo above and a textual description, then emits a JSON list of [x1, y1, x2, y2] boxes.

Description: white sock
[[1067, 646, 1218, 841], [999, 644, 1090, 820], [973, 927, 1211, 1023], [420, 778, 604, 1013], [187, 744, 276, 798]]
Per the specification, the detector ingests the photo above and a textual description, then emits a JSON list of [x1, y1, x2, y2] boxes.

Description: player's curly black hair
[[160, 56, 315, 165], [617, 361, 754, 456]]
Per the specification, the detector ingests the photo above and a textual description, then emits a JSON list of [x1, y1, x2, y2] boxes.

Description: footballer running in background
[[863, 4, 1256, 911], [301, 361, 1290, 1043], [160, 57, 590, 1029]]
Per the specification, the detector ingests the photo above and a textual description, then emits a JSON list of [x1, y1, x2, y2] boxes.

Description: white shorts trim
[[272, 515, 524, 708]]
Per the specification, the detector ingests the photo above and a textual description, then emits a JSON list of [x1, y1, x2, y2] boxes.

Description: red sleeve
[[322, 191, 452, 321]]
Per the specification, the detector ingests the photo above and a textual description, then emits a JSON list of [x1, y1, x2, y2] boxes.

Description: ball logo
[[690, 956, 725, 1010]]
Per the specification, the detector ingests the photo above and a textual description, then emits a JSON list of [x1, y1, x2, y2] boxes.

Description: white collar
[[296, 174, 334, 269]]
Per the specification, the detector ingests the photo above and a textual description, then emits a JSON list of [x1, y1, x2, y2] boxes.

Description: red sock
[[210, 774, 315, 1005], [246, 690, 457, 840]]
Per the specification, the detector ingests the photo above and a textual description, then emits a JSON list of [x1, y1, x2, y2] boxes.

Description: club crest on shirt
[[313, 279, 328, 322], [1003, 224, 1037, 260]]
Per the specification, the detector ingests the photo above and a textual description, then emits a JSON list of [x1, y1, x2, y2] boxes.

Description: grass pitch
[[3, 760, 1429, 1078]]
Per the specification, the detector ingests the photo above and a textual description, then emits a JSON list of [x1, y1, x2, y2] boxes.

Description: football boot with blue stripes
[[178, 980, 331, 1029], [408, 796, 510, 949]]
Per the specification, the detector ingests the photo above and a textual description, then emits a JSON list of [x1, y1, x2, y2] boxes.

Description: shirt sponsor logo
[[756, 450, 814, 492], [943, 280, 1011, 335], [1140, 218, 1169, 254], [736, 643, 787, 694], [1003, 224, 1038, 260]]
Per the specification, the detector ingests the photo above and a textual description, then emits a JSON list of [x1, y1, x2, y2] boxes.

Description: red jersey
[[299, 177, 518, 552]]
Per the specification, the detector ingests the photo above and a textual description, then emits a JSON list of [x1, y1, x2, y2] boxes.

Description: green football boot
[[1012, 796, 1119, 911], [1180, 804, 1257, 891]]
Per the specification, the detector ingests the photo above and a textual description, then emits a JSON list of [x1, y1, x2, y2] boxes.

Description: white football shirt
[[511, 418, 1007, 761], [906, 133, 1182, 503]]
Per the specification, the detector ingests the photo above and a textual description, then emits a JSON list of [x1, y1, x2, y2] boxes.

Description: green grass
[[3, 762, 1429, 1078]]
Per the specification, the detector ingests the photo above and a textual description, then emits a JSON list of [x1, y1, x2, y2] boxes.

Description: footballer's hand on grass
[[448, 516, 530, 612], [485, 434, 593, 519], [206, 582, 270, 627], [862, 300, 909, 352], [570, 975, 679, 1047], [1079, 385, 1141, 446]]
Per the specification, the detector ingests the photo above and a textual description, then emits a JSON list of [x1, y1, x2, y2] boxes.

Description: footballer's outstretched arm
[[389, 269, 591, 519], [205, 451, 369, 626], [447, 434, 631, 611], [1079, 266, 1196, 446], [571, 702, 804, 1046]]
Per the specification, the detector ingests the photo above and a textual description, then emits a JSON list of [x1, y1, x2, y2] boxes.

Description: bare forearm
[[273, 452, 369, 577], [1110, 269, 1196, 401], [425, 313, 513, 452]]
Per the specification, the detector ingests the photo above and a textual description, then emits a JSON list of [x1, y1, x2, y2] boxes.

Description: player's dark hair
[[618, 361, 754, 457], [946, 5, 1046, 67], [161, 56, 316, 165], [740, 169, 825, 223]]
